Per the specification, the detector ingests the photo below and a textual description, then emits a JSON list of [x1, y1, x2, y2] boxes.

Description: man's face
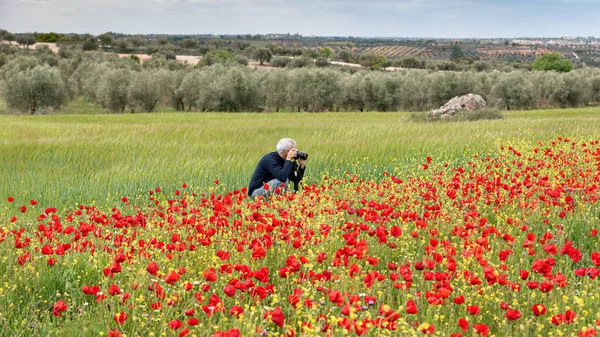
[[283, 145, 296, 156], [282, 145, 296, 158]]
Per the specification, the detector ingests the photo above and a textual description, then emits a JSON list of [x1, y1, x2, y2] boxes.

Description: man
[[248, 138, 307, 199]]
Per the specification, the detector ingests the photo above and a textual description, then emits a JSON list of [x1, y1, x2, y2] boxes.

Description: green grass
[[55, 97, 107, 115], [1, 107, 600, 208], [0, 97, 106, 115]]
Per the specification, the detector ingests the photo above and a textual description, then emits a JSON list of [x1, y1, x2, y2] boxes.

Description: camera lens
[[296, 151, 308, 160]]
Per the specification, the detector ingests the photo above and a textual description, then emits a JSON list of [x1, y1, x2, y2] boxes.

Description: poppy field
[[1, 110, 600, 337]]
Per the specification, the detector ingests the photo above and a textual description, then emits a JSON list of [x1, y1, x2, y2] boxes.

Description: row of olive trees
[[61, 64, 600, 113], [2, 52, 600, 114]]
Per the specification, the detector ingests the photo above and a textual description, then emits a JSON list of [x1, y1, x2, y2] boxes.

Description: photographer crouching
[[248, 138, 307, 199]]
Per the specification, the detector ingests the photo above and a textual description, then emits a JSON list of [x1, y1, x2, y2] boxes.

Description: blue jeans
[[251, 179, 292, 199]]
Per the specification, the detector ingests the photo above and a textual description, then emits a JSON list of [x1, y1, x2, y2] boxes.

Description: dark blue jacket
[[248, 152, 304, 196]]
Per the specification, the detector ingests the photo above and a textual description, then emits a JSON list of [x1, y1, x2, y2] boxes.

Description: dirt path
[[1, 41, 60, 53]]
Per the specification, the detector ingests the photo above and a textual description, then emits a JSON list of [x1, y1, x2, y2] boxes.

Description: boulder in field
[[431, 94, 487, 118]]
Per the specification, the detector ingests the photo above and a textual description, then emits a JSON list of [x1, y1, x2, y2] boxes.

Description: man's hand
[[298, 158, 306, 169], [286, 148, 297, 161]]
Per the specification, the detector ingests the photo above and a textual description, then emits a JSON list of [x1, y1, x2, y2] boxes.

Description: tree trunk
[[148, 100, 158, 112]]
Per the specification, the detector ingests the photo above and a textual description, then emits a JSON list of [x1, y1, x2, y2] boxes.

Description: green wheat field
[[2, 108, 600, 209]]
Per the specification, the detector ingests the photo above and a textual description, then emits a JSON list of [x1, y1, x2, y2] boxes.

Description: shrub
[[3, 65, 68, 114]]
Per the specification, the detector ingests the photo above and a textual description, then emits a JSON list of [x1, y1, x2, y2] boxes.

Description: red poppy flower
[[466, 305, 481, 315], [114, 312, 127, 325], [406, 299, 418, 314], [52, 300, 67, 317], [532, 304, 547, 316], [204, 268, 218, 282], [109, 284, 122, 296], [147, 261, 159, 276], [264, 306, 285, 327], [505, 309, 521, 320], [164, 271, 181, 285], [230, 306, 244, 318], [168, 319, 183, 330], [473, 324, 489, 337], [224, 284, 236, 297], [213, 329, 240, 337]]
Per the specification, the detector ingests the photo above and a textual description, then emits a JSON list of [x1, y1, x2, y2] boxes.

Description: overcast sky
[[1, 0, 599, 38]]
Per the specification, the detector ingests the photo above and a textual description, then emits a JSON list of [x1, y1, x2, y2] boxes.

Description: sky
[[1, 0, 599, 38]]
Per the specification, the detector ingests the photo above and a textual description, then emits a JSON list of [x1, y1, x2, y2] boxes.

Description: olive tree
[[176, 70, 204, 111], [398, 71, 435, 111], [128, 70, 163, 112], [180, 38, 199, 49], [16, 35, 36, 49], [217, 67, 262, 112], [262, 71, 289, 112], [550, 71, 589, 108], [338, 71, 366, 111], [253, 48, 273, 65], [96, 68, 132, 112], [288, 69, 341, 112], [270, 57, 291, 68], [590, 75, 600, 104], [359, 73, 402, 112], [129, 36, 145, 48], [427, 72, 475, 108], [98, 33, 113, 46], [492, 72, 535, 110], [3, 65, 68, 114], [1, 56, 40, 79], [289, 57, 313, 69], [82, 37, 99, 51], [155, 69, 186, 111]]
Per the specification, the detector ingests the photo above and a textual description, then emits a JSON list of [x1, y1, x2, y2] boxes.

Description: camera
[[294, 150, 308, 160]]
